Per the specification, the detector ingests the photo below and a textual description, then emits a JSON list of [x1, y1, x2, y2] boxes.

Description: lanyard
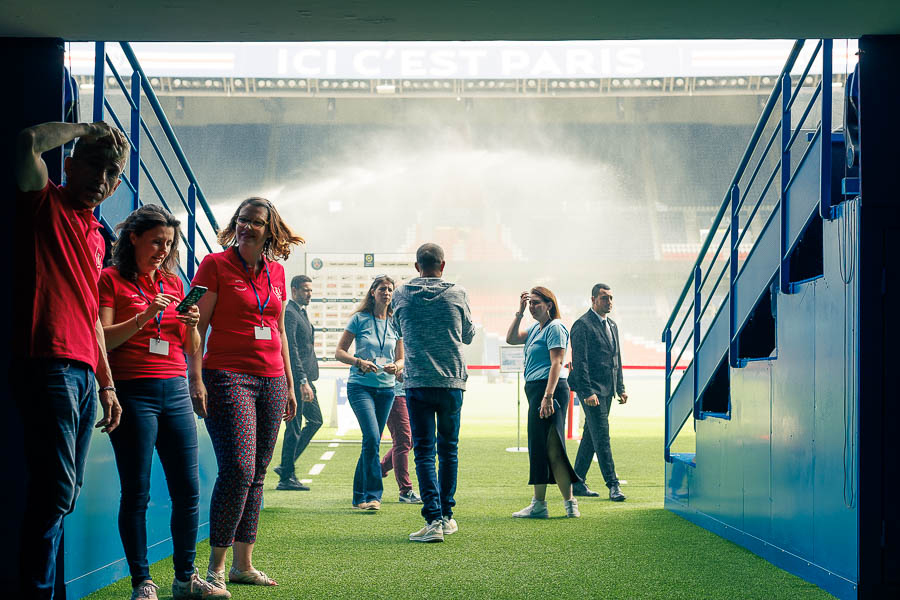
[[233, 246, 272, 325], [370, 313, 388, 357], [135, 278, 165, 340]]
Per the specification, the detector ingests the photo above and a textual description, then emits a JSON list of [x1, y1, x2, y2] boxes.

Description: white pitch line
[[328, 442, 340, 447], [320, 451, 335, 460], [309, 463, 326, 475], [300, 479, 312, 484]]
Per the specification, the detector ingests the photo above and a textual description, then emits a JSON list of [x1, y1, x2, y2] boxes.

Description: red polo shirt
[[192, 249, 286, 377], [98, 267, 188, 380], [15, 181, 105, 368]]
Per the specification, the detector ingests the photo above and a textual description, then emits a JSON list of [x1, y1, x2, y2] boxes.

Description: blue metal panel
[[732, 362, 773, 542], [666, 460, 692, 503], [63, 415, 218, 599], [784, 133, 822, 258], [696, 305, 728, 395], [811, 204, 859, 582], [692, 419, 723, 520], [667, 363, 694, 448], [734, 207, 780, 332], [770, 278, 816, 561]]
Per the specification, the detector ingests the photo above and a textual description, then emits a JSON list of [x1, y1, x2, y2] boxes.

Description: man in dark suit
[[276, 275, 322, 491], [568, 283, 628, 502]]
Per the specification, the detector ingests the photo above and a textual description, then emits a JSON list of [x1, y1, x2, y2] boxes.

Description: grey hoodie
[[391, 277, 475, 390]]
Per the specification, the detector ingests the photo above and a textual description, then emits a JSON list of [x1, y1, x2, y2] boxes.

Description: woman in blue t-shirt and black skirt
[[335, 275, 404, 510], [505, 286, 581, 519]]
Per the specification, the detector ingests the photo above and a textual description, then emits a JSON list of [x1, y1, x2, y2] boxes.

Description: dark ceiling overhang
[[2, 1, 899, 42]]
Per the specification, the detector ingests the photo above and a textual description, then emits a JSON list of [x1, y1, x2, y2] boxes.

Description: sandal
[[229, 566, 278, 586]]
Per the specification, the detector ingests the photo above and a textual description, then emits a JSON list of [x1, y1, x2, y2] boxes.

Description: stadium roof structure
[[1, 0, 899, 42]]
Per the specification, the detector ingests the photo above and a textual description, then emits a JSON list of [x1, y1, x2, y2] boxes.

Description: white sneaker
[[564, 498, 581, 518], [442, 516, 458, 535], [409, 519, 444, 542], [513, 498, 549, 519], [131, 580, 159, 600]]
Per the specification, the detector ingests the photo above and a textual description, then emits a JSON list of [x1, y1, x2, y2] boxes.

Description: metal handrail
[[783, 40, 823, 114], [736, 121, 781, 214], [119, 42, 219, 233], [661, 39, 805, 335]]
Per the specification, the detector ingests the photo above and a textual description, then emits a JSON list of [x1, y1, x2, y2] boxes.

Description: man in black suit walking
[[276, 275, 323, 491], [568, 283, 628, 502]]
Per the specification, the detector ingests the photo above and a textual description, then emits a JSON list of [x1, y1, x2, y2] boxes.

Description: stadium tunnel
[[2, 2, 900, 599]]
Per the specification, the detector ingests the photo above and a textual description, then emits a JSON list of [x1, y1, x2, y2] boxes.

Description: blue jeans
[[16, 359, 97, 600], [406, 388, 464, 523], [346, 383, 394, 504], [109, 377, 200, 587]]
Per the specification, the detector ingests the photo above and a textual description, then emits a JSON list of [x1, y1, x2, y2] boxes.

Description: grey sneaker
[[205, 569, 228, 594], [131, 580, 159, 600], [409, 519, 444, 542], [173, 570, 232, 599], [399, 490, 422, 504], [513, 498, 549, 519], [564, 498, 581, 518], [441, 516, 458, 535]]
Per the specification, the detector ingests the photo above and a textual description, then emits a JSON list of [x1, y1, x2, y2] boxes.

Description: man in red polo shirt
[[14, 120, 127, 600]]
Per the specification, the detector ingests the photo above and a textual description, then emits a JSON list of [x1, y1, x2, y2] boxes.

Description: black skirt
[[524, 379, 581, 486]]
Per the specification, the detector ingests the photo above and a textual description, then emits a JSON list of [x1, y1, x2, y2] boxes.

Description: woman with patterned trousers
[[188, 197, 303, 593], [505, 286, 581, 519], [100, 204, 228, 600], [335, 275, 404, 510]]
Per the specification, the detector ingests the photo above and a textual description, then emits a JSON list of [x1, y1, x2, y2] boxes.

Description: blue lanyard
[[232, 246, 272, 325], [370, 313, 388, 357], [135, 278, 165, 339]]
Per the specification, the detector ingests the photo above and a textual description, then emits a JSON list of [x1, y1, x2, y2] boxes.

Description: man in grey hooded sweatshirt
[[392, 243, 475, 543]]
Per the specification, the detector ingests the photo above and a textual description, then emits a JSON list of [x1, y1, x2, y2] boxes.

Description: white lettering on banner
[[72, 41, 846, 80], [617, 47, 645, 75], [500, 50, 530, 76], [353, 49, 381, 77], [401, 50, 427, 77], [459, 49, 488, 77], [567, 49, 595, 76], [430, 50, 457, 77], [530, 51, 561, 76], [293, 49, 322, 75]]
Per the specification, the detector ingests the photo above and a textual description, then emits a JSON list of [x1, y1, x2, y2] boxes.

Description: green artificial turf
[[85, 417, 833, 600]]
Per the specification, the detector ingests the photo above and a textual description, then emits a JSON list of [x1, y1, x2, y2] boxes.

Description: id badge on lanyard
[[136, 279, 169, 356], [234, 247, 273, 341], [371, 314, 390, 371], [149, 338, 170, 355]]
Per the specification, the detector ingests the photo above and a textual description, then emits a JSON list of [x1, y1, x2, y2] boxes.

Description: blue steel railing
[[662, 39, 834, 461], [91, 41, 219, 281]]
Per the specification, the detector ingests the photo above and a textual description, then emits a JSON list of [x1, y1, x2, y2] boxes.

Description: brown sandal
[[229, 566, 277, 586]]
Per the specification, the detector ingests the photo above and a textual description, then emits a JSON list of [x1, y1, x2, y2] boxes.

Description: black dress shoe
[[277, 477, 310, 491], [573, 484, 600, 497], [608, 483, 626, 502], [273, 465, 284, 478]]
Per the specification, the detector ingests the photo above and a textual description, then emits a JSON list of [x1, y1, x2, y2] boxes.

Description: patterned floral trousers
[[203, 369, 287, 547]]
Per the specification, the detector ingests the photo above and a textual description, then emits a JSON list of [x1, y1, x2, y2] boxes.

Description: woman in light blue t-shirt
[[335, 275, 404, 510], [505, 286, 581, 519]]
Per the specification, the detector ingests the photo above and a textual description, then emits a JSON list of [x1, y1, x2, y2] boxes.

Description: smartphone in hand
[[175, 285, 208, 313]]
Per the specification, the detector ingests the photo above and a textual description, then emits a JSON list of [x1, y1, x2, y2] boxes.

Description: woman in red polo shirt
[[188, 197, 303, 593], [99, 204, 227, 600]]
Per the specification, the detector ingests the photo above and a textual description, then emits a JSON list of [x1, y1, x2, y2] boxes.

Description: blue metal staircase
[[663, 39, 844, 462]]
